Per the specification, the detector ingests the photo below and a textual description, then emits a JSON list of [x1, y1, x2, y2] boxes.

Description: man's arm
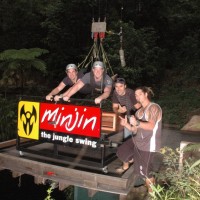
[[119, 115, 138, 133], [119, 114, 154, 133], [62, 79, 84, 101], [130, 116, 155, 131], [94, 86, 112, 104], [112, 103, 119, 113], [130, 104, 162, 131], [46, 82, 66, 100]]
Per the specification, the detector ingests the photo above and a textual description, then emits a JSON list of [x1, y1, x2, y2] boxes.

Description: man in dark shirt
[[112, 78, 141, 139], [46, 64, 85, 101]]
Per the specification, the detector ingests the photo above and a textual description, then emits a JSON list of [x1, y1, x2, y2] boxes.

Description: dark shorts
[[116, 138, 163, 178]]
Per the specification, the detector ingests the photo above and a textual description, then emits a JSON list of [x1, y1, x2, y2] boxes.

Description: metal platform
[[16, 136, 118, 173], [0, 139, 135, 199], [16, 99, 123, 173]]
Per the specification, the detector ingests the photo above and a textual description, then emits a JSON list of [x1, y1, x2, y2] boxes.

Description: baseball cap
[[115, 78, 126, 84], [65, 64, 77, 71], [92, 61, 104, 68]]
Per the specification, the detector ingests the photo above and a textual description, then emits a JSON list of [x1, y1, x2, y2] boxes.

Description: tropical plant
[[104, 21, 165, 87], [150, 146, 200, 200], [0, 48, 49, 94], [44, 181, 74, 200], [0, 98, 17, 141], [44, 181, 58, 200]]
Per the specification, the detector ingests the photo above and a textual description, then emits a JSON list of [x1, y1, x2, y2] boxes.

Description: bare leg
[[116, 162, 130, 174], [122, 162, 129, 170], [145, 177, 155, 193]]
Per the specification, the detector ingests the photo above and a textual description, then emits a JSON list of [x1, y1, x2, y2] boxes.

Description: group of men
[[46, 61, 162, 197], [46, 61, 112, 104]]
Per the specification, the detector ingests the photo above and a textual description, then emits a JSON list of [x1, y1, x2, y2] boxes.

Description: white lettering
[[75, 138, 97, 148], [41, 107, 97, 132]]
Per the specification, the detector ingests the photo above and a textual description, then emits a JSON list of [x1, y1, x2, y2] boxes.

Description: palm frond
[[183, 143, 200, 152], [0, 48, 49, 60]]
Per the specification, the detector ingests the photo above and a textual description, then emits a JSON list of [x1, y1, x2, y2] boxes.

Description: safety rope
[[77, 44, 94, 69], [78, 0, 116, 77], [99, 43, 114, 76]]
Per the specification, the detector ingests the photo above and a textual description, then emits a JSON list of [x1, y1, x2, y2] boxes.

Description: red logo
[[39, 103, 101, 138]]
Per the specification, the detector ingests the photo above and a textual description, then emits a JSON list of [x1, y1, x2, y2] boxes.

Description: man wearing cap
[[46, 64, 85, 101], [62, 61, 113, 104], [112, 78, 141, 139]]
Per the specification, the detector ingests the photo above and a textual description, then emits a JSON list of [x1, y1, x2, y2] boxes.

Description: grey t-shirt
[[112, 88, 137, 115], [80, 72, 113, 93]]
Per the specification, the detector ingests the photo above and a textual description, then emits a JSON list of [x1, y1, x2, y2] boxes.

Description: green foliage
[[105, 21, 165, 87], [0, 98, 17, 141], [0, 48, 48, 94], [44, 182, 74, 200], [150, 146, 200, 200], [41, 0, 94, 69], [64, 186, 74, 200], [0, 0, 49, 50], [157, 75, 200, 127], [0, 48, 48, 61], [44, 182, 58, 200]]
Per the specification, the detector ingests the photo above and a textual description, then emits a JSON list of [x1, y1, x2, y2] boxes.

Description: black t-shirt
[[62, 71, 84, 86], [62, 70, 89, 94]]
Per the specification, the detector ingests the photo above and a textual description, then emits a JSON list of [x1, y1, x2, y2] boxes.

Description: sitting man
[[46, 63, 86, 101], [112, 78, 141, 140], [60, 61, 113, 104]]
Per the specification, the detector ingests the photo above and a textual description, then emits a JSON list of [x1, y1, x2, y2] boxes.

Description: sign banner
[[18, 101, 101, 140], [40, 103, 101, 138]]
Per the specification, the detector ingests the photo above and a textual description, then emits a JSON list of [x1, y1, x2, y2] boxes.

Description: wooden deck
[[0, 139, 135, 200]]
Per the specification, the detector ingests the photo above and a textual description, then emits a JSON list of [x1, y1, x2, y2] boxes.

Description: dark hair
[[135, 86, 154, 100], [115, 78, 126, 84]]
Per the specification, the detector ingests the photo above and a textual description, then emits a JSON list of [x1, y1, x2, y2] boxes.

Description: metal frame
[[16, 136, 117, 173]]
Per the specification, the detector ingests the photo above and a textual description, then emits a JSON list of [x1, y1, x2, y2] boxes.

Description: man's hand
[[130, 115, 137, 126], [94, 97, 102, 104], [46, 95, 53, 101], [63, 96, 70, 102], [118, 104, 127, 113], [54, 95, 62, 102], [119, 115, 138, 133], [119, 115, 128, 127]]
